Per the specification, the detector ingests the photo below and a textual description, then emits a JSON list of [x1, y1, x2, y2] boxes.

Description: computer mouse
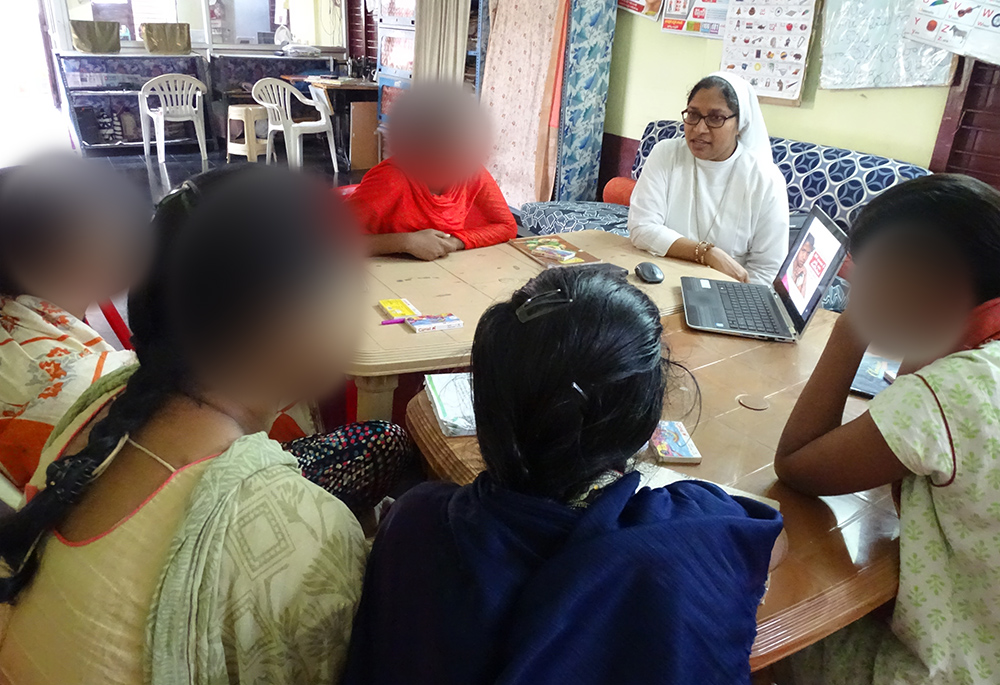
[[634, 262, 664, 284]]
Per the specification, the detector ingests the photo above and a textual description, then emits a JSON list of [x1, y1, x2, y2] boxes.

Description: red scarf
[[955, 297, 1000, 351]]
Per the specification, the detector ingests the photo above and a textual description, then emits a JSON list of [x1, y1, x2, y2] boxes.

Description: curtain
[[553, 0, 618, 201], [534, 0, 570, 204], [482, 0, 568, 207], [414, 0, 473, 83]]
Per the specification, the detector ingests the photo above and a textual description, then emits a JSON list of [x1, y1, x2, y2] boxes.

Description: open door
[[0, 0, 70, 166], [931, 58, 1000, 190]]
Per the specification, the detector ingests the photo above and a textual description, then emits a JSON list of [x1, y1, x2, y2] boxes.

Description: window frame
[[47, 0, 348, 54]]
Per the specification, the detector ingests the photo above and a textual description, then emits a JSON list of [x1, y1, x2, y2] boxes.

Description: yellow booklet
[[379, 298, 420, 319]]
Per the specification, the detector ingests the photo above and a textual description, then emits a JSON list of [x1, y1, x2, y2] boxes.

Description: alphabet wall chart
[[821, 0, 955, 89], [720, 0, 818, 103], [906, 0, 1000, 66]]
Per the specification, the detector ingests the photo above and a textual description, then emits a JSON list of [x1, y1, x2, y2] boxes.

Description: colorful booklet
[[379, 298, 420, 319], [406, 314, 463, 333], [850, 354, 901, 399], [645, 420, 703, 465], [509, 236, 602, 268]]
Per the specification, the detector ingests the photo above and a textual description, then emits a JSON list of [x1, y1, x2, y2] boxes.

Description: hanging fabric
[[534, 0, 571, 203], [414, 0, 473, 83], [552, 0, 618, 201], [482, 0, 567, 207]]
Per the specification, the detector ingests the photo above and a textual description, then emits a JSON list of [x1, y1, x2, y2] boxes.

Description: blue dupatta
[[344, 471, 782, 684]]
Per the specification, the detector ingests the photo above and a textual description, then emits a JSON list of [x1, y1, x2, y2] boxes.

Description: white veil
[[710, 71, 773, 159]]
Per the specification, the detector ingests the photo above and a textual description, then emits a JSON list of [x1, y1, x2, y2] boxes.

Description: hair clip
[[572, 381, 589, 401], [515, 288, 574, 323], [45, 457, 94, 504]]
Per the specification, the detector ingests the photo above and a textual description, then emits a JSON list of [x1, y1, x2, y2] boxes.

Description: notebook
[[425, 373, 475, 437], [850, 354, 901, 399]]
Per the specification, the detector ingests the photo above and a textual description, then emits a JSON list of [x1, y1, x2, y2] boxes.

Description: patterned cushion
[[520, 201, 629, 236], [521, 120, 930, 236]]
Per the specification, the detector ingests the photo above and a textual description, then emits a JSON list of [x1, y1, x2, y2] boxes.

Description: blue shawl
[[344, 471, 782, 684]]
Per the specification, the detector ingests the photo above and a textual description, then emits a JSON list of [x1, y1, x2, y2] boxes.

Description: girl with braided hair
[[0, 166, 370, 684], [344, 265, 784, 685]]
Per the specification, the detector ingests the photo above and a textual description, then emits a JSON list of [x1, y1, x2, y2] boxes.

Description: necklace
[[692, 152, 739, 244]]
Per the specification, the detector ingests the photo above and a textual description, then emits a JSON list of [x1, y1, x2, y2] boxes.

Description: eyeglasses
[[516, 288, 574, 323], [681, 109, 737, 129]]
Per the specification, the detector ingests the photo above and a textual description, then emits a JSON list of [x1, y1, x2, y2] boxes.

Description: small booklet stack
[[509, 236, 602, 268]]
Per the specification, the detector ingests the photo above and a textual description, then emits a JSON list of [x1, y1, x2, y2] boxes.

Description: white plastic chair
[[139, 73, 208, 164], [251, 78, 338, 171]]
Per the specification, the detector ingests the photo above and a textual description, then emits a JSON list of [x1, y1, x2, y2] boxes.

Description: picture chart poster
[[720, 0, 818, 101], [821, 0, 955, 89], [906, 0, 1000, 66], [618, 0, 665, 21], [663, 0, 731, 39]]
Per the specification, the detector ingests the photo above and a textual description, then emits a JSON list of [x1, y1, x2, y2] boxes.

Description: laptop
[[680, 207, 849, 343]]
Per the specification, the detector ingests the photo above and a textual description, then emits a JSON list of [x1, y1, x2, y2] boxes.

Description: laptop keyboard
[[717, 283, 783, 336]]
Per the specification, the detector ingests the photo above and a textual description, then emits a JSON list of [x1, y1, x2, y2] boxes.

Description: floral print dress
[[791, 340, 1000, 685], [0, 295, 134, 489]]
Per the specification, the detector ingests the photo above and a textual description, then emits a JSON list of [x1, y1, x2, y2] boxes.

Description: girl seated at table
[[628, 72, 789, 285], [0, 167, 368, 684], [773, 174, 1000, 684], [0, 156, 150, 490], [343, 266, 784, 684], [348, 82, 517, 261]]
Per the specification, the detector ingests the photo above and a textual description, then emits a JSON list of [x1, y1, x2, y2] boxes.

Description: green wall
[[605, 11, 951, 166]]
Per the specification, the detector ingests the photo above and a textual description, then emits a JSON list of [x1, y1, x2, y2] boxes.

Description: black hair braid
[[0, 175, 206, 603], [0, 350, 181, 602]]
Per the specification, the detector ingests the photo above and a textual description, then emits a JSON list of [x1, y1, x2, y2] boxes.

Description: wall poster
[[820, 0, 955, 89], [618, 0, 664, 21], [720, 0, 818, 103], [663, 0, 731, 39], [906, 0, 1000, 67]]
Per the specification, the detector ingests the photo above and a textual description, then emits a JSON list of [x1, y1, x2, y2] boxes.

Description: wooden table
[[406, 308, 901, 671], [349, 230, 728, 421]]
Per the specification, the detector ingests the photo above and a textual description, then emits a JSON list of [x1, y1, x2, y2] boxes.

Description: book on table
[[425, 373, 475, 437], [509, 236, 602, 268], [850, 354, 901, 399]]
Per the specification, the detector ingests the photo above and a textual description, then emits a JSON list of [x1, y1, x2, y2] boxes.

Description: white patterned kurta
[[792, 341, 1000, 685]]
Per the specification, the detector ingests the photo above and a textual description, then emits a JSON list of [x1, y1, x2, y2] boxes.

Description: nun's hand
[[705, 247, 749, 283]]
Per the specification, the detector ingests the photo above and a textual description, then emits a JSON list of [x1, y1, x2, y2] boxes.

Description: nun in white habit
[[628, 72, 789, 285]]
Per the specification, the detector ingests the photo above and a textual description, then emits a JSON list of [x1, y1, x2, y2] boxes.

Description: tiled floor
[[96, 142, 368, 206]]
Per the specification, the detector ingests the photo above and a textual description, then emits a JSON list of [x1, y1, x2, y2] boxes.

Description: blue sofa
[[521, 120, 931, 237]]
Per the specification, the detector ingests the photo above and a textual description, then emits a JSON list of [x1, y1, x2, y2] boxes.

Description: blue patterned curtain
[[553, 0, 618, 201]]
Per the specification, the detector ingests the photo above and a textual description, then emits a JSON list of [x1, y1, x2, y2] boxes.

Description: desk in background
[[406, 308, 901, 671], [350, 231, 732, 421]]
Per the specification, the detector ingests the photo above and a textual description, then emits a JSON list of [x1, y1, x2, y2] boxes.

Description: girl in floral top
[[0, 156, 150, 488], [774, 174, 1000, 685]]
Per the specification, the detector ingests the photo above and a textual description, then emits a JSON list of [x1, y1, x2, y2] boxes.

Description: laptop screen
[[772, 208, 849, 335]]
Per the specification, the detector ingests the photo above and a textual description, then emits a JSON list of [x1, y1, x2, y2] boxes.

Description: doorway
[[0, 0, 71, 167]]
